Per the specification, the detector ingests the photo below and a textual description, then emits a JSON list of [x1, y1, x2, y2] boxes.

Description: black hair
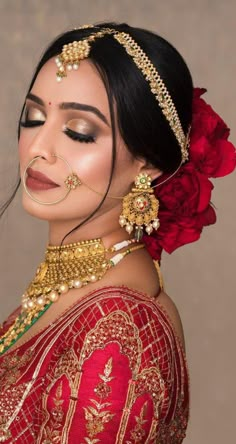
[[1, 22, 193, 243]]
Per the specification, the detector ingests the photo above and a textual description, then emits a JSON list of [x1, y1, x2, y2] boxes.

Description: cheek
[[18, 134, 28, 175], [66, 136, 113, 188]]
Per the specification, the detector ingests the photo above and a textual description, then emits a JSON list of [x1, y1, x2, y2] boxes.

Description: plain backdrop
[[0, 1, 235, 443]]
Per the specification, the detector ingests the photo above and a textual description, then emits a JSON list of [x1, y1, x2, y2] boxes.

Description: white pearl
[[55, 57, 60, 64], [125, 224, 133, 234], [27, 300, 35, 309], [59, 66, 65, 73], [90, 275, 98, 283], [37, 296, 45, 306], [73, 279, 83, 289], [73, 63, 79, 70], [59, 283, 69, 294], [145, 225, 153, 235], [56, 76, 62, 82], [152, 219, 160, 230], [119, 216, 126, 227], [67, 64, 73, 71], [48, 290, 59, 302], [23, 301, 28, 310]]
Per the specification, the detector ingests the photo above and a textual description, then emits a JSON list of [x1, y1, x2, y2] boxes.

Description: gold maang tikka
[[119, 173, 160, 241]]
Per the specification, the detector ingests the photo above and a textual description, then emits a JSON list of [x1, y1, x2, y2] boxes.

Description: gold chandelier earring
[[119, 173, 160, 241]]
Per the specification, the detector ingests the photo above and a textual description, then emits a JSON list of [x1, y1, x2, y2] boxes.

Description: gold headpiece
[[55, 27, 189, 163]]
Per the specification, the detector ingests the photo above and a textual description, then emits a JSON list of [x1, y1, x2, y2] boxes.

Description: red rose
[[156, 162, 213, 216], [190, 88, 236, 177], [143, 87, 235, 261]]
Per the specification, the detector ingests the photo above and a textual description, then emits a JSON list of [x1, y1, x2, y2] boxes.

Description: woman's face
[[19, 57, 143, 225]]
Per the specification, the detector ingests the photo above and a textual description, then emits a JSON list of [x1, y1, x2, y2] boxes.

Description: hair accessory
[[119, 172, 160, 241], [0, 237, 144, 355], [142, 87, 236, 262], [55, 27, 189, 163]]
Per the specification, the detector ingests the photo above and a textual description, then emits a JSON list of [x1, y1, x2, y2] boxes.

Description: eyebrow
[[26, 93, 110, 127]]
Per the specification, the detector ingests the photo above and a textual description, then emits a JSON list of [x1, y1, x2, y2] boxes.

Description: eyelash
[[63, 127, 95, 143], [20, 120, 44, 128], [20, 119, 96, 143]]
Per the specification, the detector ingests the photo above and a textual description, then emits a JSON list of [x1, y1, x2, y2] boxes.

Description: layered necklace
[[0, 237, 144, 355]]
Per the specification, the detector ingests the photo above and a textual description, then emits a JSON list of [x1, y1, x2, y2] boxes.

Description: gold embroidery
[[47, 348, 81, 392], [42, 381, 64, 444], [134, 367, 165, 417], [116, 367, 165, 442], [83, 357, 115, 443], [80, 311, 142, 377], [158, 397, 188, 444], [0, 350, 33, 391], [0, 383, 27, 442], [129, 401, 148, 443]]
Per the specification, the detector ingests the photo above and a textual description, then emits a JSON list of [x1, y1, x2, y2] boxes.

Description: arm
[[37, 291, 188, 443]]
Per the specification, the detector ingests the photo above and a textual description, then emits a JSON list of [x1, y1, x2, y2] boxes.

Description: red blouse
[[0, 286, 189, 443]]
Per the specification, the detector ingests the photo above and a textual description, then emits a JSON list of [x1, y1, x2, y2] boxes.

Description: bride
[[0, 22, 235, 443]]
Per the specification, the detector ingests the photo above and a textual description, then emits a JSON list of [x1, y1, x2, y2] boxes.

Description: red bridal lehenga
[[0, 286, 189, 443]]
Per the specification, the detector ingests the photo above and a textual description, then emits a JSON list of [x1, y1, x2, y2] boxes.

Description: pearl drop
[[59, 66, 65, 72], [152, 219, 160, 230], [56, 76, 62, 82], [67, 64, 73, 71], [119, 216, 126, 227], [49, 290, 59, 302], [73, 280, 83, 289], [73, 63, 79, 70], [145, 225, 153, 235], [90, 275, 98, 283], [55, 57, 60, 64], [59, 283, 69, 294], [125, 224, 133, 234]]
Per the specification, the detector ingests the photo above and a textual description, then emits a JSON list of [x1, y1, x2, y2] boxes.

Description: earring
[[119, 173, 160, 241]]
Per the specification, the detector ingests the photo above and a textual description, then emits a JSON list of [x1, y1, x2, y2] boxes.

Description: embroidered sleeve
[[38, 291, 189, 443]]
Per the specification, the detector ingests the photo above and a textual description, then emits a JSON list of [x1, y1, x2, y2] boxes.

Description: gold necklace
[[0, 238, 144, 355]]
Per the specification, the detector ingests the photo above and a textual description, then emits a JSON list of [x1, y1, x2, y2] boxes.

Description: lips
[[26, 167, 60, 191]]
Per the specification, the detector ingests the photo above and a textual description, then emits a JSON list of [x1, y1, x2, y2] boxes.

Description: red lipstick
[[26, 167, 60, 191]]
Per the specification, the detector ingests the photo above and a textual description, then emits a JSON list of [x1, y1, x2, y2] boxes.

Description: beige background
[[0, 0, 235, 442]]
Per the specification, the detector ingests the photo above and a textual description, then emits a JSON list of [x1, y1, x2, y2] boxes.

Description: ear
[[137, 160, 163, 182]]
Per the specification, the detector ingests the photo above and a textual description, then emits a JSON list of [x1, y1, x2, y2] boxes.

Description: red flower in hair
[[190, 88, 236, 177], [143, 164, 216, 260], [143, 87, 235, 261]]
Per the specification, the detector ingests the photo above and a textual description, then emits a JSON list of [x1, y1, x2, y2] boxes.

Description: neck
[[48, 205, 132, 248]]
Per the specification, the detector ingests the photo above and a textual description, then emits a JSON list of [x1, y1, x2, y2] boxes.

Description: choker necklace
[[0, 238, 144, 355]]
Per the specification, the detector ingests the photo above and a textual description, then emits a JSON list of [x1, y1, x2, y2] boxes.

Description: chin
[[22, 194, 54, 220]]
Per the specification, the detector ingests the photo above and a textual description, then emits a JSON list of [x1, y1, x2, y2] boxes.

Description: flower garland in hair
[[143, 88, 236, 261]]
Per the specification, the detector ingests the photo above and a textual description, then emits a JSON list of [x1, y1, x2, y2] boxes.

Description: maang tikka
[[119, 173, 160, 241]]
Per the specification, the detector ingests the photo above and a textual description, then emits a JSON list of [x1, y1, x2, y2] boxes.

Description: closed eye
[[63, 127, 96, 143], [20, 120, 45, 128]]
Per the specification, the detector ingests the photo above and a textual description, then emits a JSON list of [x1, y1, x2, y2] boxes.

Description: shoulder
[[56, 286, 185, 365]]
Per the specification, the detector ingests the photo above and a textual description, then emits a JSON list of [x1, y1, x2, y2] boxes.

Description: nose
[[26, 122, 57, 165]]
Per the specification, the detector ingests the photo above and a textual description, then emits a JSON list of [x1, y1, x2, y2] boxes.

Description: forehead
[[31, 58, 110, 113]]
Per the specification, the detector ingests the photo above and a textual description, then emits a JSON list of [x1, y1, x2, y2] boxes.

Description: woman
[[0, 22, 235, 443]]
